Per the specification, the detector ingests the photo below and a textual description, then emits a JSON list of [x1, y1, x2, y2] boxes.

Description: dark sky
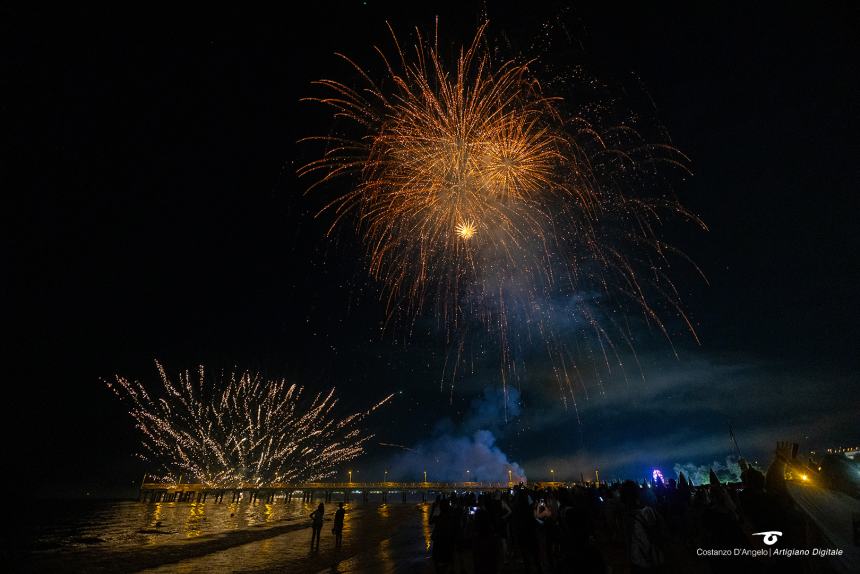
[[7, 2, 858, 496]]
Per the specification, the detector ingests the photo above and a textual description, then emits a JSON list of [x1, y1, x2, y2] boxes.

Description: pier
[[137, 480, 568, 503]]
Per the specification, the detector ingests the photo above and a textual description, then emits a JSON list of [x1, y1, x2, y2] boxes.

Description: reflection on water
[[146, 502, 164, 542], [420, 503, 432, 552], [19, 495, 434, 573], [19, 497, 322, 563], [184, 503, 207, 539], [377, 536, 393, 569]]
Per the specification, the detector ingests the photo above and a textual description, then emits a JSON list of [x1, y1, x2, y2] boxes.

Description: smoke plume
[[388, 387, 526, 482]]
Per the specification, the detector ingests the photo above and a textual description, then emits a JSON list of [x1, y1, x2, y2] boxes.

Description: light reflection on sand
[[22, 496, 434, 573]]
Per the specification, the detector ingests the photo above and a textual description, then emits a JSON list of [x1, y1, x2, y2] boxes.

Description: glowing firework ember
[[300, 21, 705, 410], [456, 220, 477, 240], [108, 361, 393, 485]]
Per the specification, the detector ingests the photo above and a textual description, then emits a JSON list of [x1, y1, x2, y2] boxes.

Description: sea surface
[[11, 494, 435, 573]]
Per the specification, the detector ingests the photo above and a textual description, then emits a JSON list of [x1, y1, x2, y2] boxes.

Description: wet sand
[[138, 503, 433, 574], [18, 500, 435, 573]]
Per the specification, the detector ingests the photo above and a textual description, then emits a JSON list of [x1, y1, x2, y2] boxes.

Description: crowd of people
[[304, 442, 856, 571], [427, 443, 857, 573]]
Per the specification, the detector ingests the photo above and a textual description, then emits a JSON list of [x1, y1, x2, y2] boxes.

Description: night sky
[[7, 2, 858, 496]]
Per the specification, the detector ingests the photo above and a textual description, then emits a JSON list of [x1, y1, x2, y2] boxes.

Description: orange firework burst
[[300, 21, 706, 413], [300, 22, 594, 323]]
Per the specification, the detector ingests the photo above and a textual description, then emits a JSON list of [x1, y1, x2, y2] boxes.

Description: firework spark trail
[[300, 21, 706, 404], [378, 442, 417, 452], [108, 361, 393, 485]]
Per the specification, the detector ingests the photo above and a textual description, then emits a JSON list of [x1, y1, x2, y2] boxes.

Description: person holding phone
[[535, 499, 551, 524]]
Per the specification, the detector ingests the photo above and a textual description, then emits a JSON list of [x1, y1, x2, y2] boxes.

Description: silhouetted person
[[332, 502, 345, 548], [621, 480, 666, 573], [512, 490, 540, 573], [702, 470, 746, 552], [473, 507, 500, 574], [430, 499, 456, 573], [738, 463, 771, 532], [497, 494, 513, 563], [309, 502, 324, 551], [560, 497, 605, 574]]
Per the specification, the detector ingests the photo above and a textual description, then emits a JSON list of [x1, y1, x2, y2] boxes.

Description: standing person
[[430, 500, 456, 573], [332, 502, 345, 548], [513, 491, 540, 573], [620, 481, 665, 573], [498, 494, 513, 564], [473, 507, 500, 574], [310, 502, 325, 551], [534, 495, 552, 572]]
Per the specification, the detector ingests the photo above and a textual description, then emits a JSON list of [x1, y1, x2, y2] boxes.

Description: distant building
[[825, 446, 859, 457]]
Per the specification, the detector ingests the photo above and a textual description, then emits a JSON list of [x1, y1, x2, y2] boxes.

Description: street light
[[508, 469, 512, 483], [423, 470, 427, 483], [348, 469, 352, 483], [550, 469, 555, 481], [384, 470, 388, 483], [466, 469, 470, 482]]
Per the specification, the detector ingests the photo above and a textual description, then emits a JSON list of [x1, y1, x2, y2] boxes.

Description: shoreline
[[18, 503, 429, 574]]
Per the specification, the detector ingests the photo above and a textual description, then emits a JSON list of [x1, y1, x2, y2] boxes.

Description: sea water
[[13, 494, 434, 573]]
